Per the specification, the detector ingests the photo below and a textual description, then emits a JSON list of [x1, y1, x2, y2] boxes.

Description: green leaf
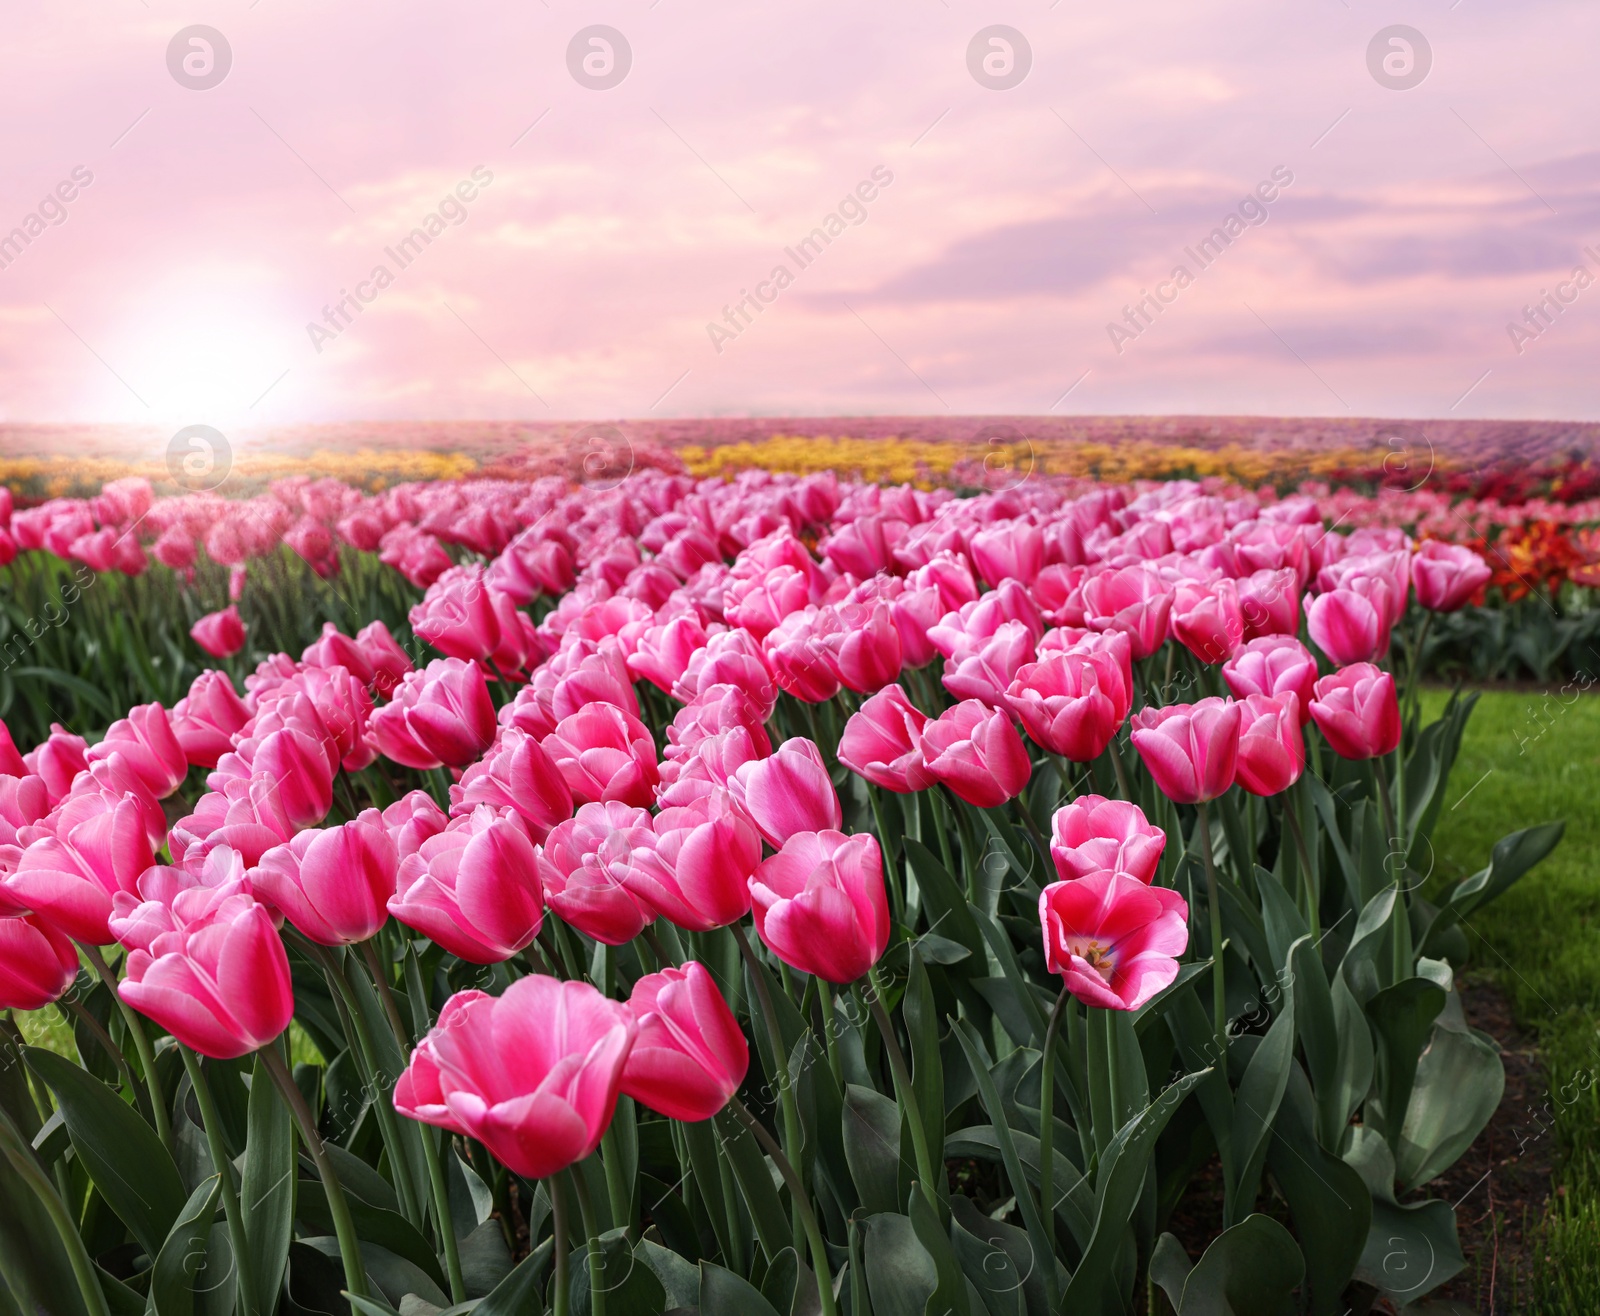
[[699, 1259, 782, 1316], [949, 1196, 1032, 1316], [0, 1110, 90, 1316], [296, 1175, 448, 1291], [1266, 1064, 1370, 1316], [1338, 887, 1399, 1008], [1363, 978, 1447, 1149], [903, 839, 986, 962], [1354, 1196, 1464, 1307], [758, 1246, 797, 1315], [1060, 1067, 1211, 1312], [147, 1175, 222, 1316], [1443, 822, 1565, 924], [1173, 1214, 1303, 1315], [636, 1238, 698, 1309], [473, 1236, 551, 1316], [843, 1084, 903, 1217], [908, 1183, 969, 1316], [1393, 1011, 1504, 1193], [903, 950, 946, 1189], [24, 1046, 188, 1260], [1225, 939, 1297, 1226], [860, 1212, 935, 1316], [1148, 1233, 1193, 1313], [569, 1227, 665, 1316], [242, 1052, 295, 1316], [1324, 973, 1374, 1153], [716, 1110, 791, 1261], [943, 1125, 1093, 1253], [458, 1220, 513, 1298]]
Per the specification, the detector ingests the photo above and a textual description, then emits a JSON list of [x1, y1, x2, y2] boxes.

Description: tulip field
[[0, 459, 1575, 1316]]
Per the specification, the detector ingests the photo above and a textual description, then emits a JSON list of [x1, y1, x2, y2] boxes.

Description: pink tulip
[[1304, 586, 1389, 665], [451, 728, 574, 839], [2, 790, 155, 944], [385, 790, 450, 860], [624, 791, 760, 931], [0, 773, 49, 847], [1310, 663, 1401, 761], [663, 684, 773, 763], [1129, 698, 1241, 805], [1170, 579, 1244, 665], [247, 727, 336, 831], [410, 568, 534, 674], [1006, 652, 1123, 762], [372, 658, 497, 770], [673, 629, 778, 717], [1039, 870, 1189, 1010], [1233, 693, 1305, 796], [970, 521, 1045, 588], [536, 801, 657, 945], [1222, 635, 1318, 723], [838, 684, 933, 793], [919, 700, 1031, 808], [25, 726, 88, 806], [117, 879, 293, 1060], [1049, 796, 1166, 883], [1413, 541, 1491, 612], [750, 830, 889, 984], [729, 737, 841, 846], [355, 620, 415, 699], [927, 580, 1043, 659], [621, 961, 749, 1122], [171, 671, 252, 769], [627, 614, 709, 693], [1238, 567, 1301, 640], [942, 619, 1037, 708], [252, 809, 398, 945], [393, 975, 636, 1180], [765, 607, 844, 704], [0, 721, 24, 779], [191, 606, 246, 659], [83, 703, 187, 800], [0, 914, 79, 1010], [168, 778, 297, 871], [388, 805, 545, 963], [302, 622, 375, 685], [542, 704, 659, 808], [1081, 564, 1173, 659]]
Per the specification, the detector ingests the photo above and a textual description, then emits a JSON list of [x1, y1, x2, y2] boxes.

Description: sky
[[0, 1, 1596, 430]]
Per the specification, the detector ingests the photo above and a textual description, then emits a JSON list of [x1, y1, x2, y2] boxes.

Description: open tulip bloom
[[1, 463, 1544, 1316]]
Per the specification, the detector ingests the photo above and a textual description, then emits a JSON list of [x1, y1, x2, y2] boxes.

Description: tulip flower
[[1310, 663, 1401, 761], [1412, 541, 1492, 612], [623, 791, 760, 931], [536, 801, 657, 944], [451, 727, 574, 838], [765, 607, 845, 704], [385, 790, 450, 860], [0, 914, 79, 1010], [621, 962, 749, 1122], [750, 830, 890, 984], [1170, 578, 1244, 664], [393, 975, 636, 1181], [1222, 635, 1318, 722], [919, 700, 1031, 808], [837, 684, 933, 793], [664, 683, 773, 763], [116, 880, 294, 1060], [627, 613, 709, 693], [1081, 564, 1173, 659], [355, 619, 415, 698], [1129, 698, 1241, 805], [2, 790, 155, 944], [942, 619, 1037, 708], [252, 809, 398, 945], [389, 805, 545, 963], [1039, 870, 1189, 1010], [1006, 652, 1123, 762], [191, 605, 247, 659], [819, 599, 904, 693], [1049, 796, 1166, 883], [729, 737, 841, 846], [673, 630, 779, 718], [1233, 693, 1305, 796], [1238, 567, 1301, 640], [171, 671, 253, 769], [542, 704, 659, 808], [1304, 586, 1390, 666], [410, 568, 533, 673], [970, 520, 1045, 588], [25, 725, 88, 806]]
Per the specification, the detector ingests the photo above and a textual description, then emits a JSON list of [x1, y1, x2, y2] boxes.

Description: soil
[[1160, 974, 1552, 1315]]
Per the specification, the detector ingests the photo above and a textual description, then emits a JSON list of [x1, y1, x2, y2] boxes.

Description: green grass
[[1423, 688, 1600, 1313]]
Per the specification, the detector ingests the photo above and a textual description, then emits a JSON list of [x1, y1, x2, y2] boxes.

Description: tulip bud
[[749, 830, 889, 984], [919, 700, 1031, 808], [728, 737, 841, 846], [838, 684, 932, 793], [253, 809, 398, 946], [1309, 663, 1401, 761], [1049, 795, 1166, 883], [1233, 693, 1305, 796], [622, 961, 749, 1122], [1129, 698, 1241, 805]]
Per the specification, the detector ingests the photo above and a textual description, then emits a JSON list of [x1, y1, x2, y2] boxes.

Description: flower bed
[[0, 467, 1565, 1316]]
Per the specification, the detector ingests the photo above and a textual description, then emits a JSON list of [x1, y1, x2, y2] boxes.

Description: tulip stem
[[732, 924, 808, 1255], [1196, 803, 1227, 1048], [0, 1115, 112, 1316], [360, 938, 410, 1053], [1282, 791, 1319, 941], [728, 1097, 839, 1316], [1110, 735, 1134, 804], [81, 944, 173, 1154], [260, 1043, 369, 1299], [550, 1173, 572, 1316], [866, 784, 905, 927], [864, 969, 941, 1215], [421, 1124, 468, 1302], [641, 925, 676, 969], [1372, 753, 1400, 859], [1038, 985, 1071, 1242], [178, 1045, 261, 1316], [927, 785, 957, 879], [569, 1167, 607, 1316]]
